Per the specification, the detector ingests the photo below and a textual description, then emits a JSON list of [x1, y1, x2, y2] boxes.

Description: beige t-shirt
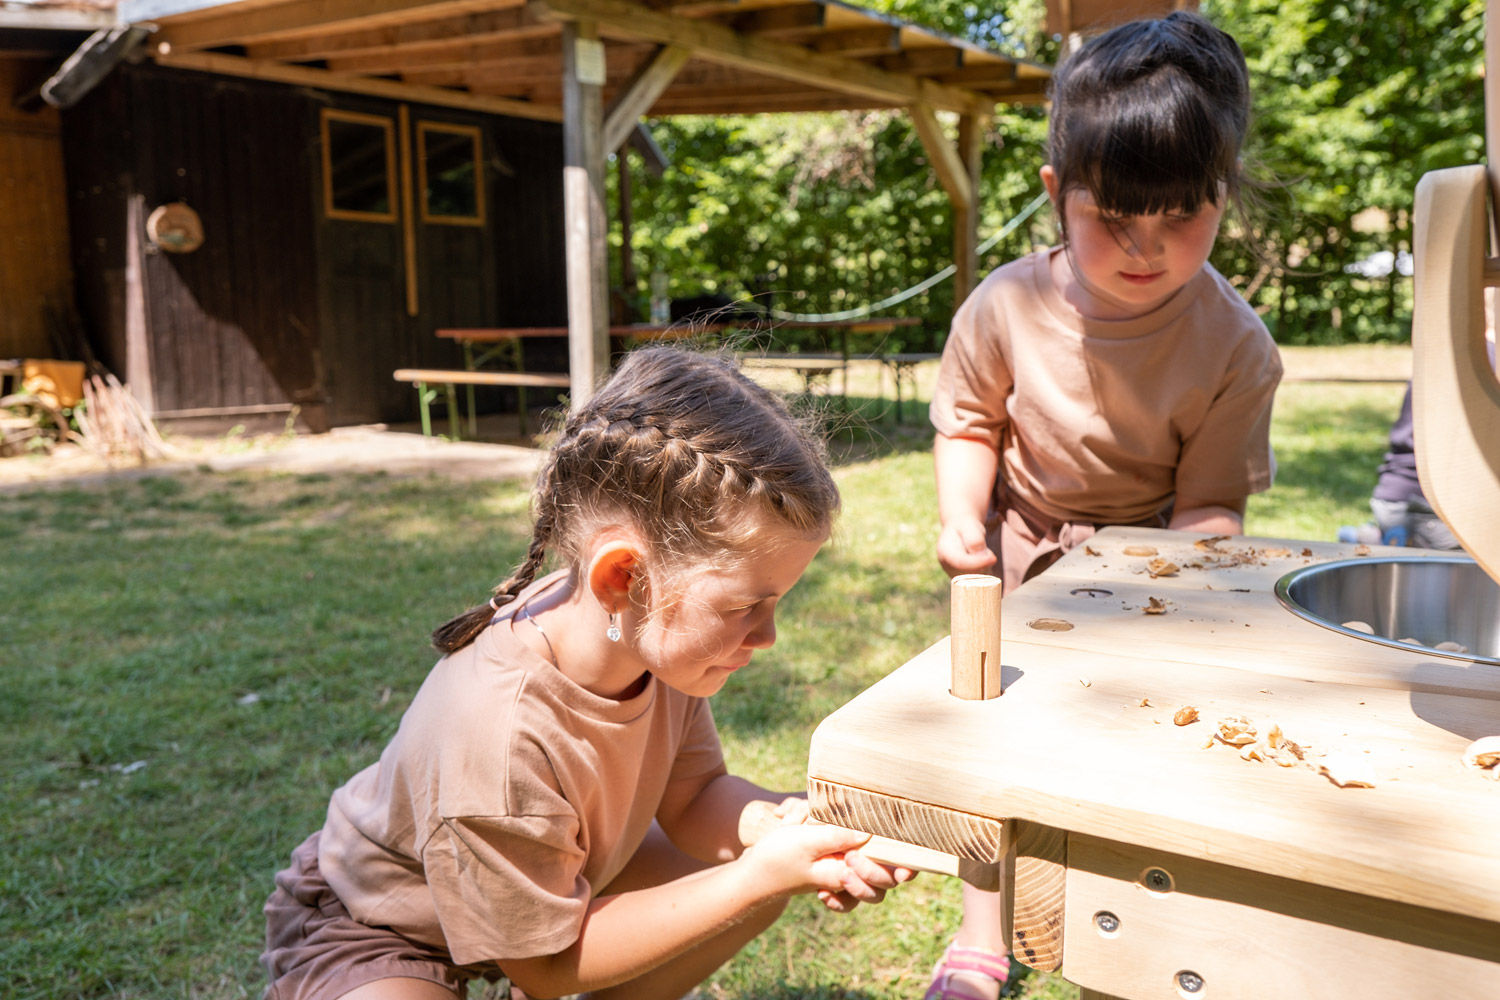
[[931, 249, 1282, 524], [317, 581, 725, 967]]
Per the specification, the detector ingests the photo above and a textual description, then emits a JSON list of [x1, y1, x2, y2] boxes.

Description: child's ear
[[586, 539, 640, 613], [1040, 164, 1059, 202]]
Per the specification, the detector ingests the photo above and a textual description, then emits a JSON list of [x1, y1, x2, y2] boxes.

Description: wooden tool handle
[[737, 800, 998, 889], [950, 574, 1003, 699]]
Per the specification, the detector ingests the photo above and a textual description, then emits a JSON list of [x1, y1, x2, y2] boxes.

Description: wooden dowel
[[950, 573, 1003, 699]]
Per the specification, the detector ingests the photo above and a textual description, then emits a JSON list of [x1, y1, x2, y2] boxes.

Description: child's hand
[[937, 518, 997, 576], [745, 824, 913, 911]]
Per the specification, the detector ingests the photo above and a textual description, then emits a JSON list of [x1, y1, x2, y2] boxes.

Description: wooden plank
[[155, 0, 510, 52], [399, 104, 418, 317], [246, 7, 552, 62], [1063, 834, 1500, 999], [153, 51, 563, 122], [394, 368, 571, 386], [1411, 165, 1500, 581], [529, 0, 992, 114], [324, 28, 562, 75], [602, 44, 689, 153], [810, 26, 900, 56]]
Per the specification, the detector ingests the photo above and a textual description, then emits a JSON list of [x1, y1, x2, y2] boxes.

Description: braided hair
[[431, 346, 840, 653]]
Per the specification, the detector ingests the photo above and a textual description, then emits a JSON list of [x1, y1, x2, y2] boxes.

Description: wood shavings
[[1143, 596, 1169, 615], [1122, 545, 1158, 556], [1173, 706, 1199, 726], [1216, 716, 1257, 746], [1138, 697, 1151, 707], [1318, 754, 1377, 788], [1462, 737, 1500, 780], [1145, 558, 1179, 578], [1027, 618, 1075, 632], [1194, 535, 1231, 551], [1260, 546, 1292, 557]]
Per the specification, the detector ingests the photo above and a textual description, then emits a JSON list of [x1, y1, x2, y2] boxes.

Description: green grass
[[0, 371, 1405, 999]]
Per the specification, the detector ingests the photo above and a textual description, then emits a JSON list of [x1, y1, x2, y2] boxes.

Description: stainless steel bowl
[[1274, 556, 1499, 665]]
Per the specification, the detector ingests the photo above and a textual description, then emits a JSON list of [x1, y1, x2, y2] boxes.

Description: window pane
[[326, 116, 392, 217], [422, 127, 480, 221]]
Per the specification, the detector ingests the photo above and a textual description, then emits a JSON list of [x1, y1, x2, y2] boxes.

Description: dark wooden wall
[[0, 58, 74, 359], [62, 63, 568, 431]]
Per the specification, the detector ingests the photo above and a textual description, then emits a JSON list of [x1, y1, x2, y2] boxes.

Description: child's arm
[[655, 766, 796, 864], [934, 433, 1000, 577], [498, 821, 903, 998], [1169, 494, 1246, 535]]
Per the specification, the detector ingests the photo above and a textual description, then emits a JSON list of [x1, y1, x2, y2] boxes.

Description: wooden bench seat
[[393, 368, 569, 438]]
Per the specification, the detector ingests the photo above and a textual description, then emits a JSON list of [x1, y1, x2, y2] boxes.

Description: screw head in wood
[[1093, 910, 1120, 934], [1143, 867, 1174, 892], [1177, 970, 1205, 994]]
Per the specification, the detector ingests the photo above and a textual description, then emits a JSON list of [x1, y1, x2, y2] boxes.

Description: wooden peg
[[950, 573, 1003, 699]]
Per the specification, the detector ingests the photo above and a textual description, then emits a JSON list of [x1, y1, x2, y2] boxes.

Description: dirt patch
[[0, 424, 546, 493]]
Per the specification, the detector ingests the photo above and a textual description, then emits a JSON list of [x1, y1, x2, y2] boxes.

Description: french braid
[[431, 346, 839, 653]]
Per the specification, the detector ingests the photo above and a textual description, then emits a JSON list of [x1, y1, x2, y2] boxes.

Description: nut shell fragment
[[1123, 545, 1158, 557], [1027, 618, 1075, 632], [1462, 736, 1500, 779], [1143, 596, 1168, 615], [1216, 716, 1257, 746], [1146, 558, 1179, 578], [1318, 754, 1377, 788], [1173, 706, 1199, 726]]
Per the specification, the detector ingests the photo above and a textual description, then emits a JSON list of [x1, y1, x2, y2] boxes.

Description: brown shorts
[[261, 832, 504, 1000]]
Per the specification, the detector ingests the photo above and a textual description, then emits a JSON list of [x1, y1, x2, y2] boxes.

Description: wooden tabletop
[[807, 525, 1500, 925]]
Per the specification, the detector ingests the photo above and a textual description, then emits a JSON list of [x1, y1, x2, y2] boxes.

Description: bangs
[[1060, 66, 1241, 217]]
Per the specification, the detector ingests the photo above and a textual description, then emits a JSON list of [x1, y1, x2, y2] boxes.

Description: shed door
[[317, 105, 495, 427]]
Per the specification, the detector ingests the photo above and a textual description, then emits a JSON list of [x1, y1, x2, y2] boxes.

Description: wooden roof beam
[[720, 4, 824, 38], [909, 102, 972, 212], [156, 0, 518, 53], [809, 26, 901, 57], [326, 31, 562, 75], [603, 44, 689, 151], [246, 7, 553, 64], [153, 49, 562, 121], [529, 0, 991, 114], [874, 47, 962, 74]]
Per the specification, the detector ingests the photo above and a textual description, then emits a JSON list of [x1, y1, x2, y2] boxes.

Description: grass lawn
[[0, 357, 1408, 1000]]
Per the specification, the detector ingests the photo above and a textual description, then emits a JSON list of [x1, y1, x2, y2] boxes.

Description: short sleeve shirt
[[930, 249, 1282, 524], [316, 579, 725, 966]]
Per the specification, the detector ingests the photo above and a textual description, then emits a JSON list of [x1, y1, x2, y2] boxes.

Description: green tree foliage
[[618, 0, 1483, 349]]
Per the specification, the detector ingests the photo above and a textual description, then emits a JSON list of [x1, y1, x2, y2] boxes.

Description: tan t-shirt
[[931, 249, 1282, 524], [317, 580, 725, 967]]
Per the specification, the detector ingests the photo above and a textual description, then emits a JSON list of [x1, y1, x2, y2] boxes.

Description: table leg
[[415, 382, 435, 438], [443, 384, 461, 439]]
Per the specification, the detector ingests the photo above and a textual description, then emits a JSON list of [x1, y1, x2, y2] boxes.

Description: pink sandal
[[923, 942, 1011, 1000]]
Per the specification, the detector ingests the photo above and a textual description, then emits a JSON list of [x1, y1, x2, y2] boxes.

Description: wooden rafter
[[157, 0, 517, 52], [529, 0, 991, 114], [244, 6, 546, 62], [602, 44, 689, 152]]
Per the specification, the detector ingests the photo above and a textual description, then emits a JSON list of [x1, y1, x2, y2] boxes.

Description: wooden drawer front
[[1062, 834, 1500, 1000]]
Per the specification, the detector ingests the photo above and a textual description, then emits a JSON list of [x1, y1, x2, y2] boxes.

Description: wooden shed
[[6, 0, 1054, 430]]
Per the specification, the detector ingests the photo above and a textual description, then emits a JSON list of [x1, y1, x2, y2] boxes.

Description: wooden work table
[[806, 525, 1500, 998]]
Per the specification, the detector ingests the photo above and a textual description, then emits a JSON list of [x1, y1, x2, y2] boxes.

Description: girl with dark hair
[[261, 346, 912, 1000], [926, 12, 1282, 999]]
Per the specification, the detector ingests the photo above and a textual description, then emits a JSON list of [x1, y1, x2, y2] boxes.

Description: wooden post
[[562, 20, 610, 409], [954, 110, 986, 309], [1006, 820, 1067, 972], [949, 573, 1002, 699]]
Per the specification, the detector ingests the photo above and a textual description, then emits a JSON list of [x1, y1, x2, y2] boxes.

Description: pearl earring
[[606, 611, 621, 643]]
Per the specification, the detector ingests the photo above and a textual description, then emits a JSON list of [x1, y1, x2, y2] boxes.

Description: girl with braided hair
[[261, 346, 912, 1000]]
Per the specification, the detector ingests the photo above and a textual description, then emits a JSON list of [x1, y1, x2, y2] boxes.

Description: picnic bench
[[396, 316, 927, 438]]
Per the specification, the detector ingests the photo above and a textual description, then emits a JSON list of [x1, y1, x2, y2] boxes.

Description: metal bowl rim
[[1273, 554, 1496, 665]]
